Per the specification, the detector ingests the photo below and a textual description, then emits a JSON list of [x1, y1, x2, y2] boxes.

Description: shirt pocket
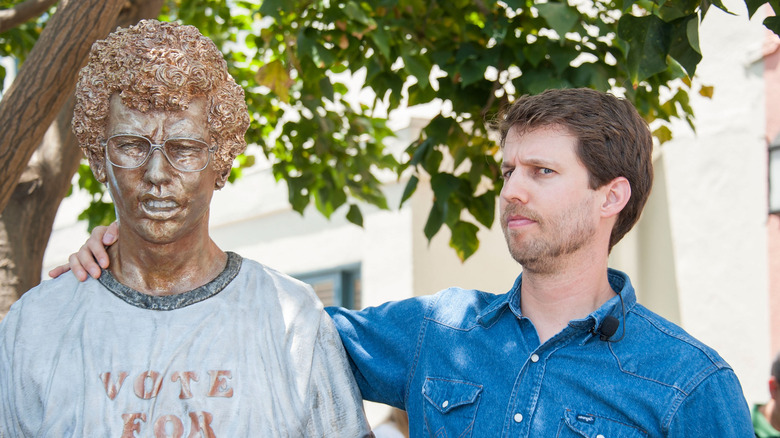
[[557, 409, 648, 438], [421, 377, 482, 438]]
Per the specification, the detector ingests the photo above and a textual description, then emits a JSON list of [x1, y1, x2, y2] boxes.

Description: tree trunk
[[0, 0, 126, 214], [0, 0, 165, 319]]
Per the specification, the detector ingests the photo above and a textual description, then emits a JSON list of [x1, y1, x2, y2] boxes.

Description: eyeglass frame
[[102, 133, 218, 173]]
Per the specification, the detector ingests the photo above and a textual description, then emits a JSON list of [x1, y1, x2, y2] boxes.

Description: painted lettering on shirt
[[102, 369, 232, 437]]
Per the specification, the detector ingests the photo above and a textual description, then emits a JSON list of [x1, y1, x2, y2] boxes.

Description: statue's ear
[[214, 169, 229, 190], [88, 149, 107, 183]]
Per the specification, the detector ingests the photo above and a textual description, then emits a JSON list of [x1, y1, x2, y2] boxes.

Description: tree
[[0, 0, 164, 317], [0, 0, 777, 316]]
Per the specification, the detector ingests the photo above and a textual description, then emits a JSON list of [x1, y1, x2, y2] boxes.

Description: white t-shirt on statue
[[0, 252, 370, 437]]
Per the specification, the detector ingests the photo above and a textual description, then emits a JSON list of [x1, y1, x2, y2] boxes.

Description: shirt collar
[[477, 268, 638, 330]]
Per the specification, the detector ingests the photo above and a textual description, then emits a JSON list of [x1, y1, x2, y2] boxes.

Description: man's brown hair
[[498, 88, 654, 250]]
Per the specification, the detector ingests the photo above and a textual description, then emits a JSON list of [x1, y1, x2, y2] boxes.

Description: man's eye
[[501, 169, 513, 179], [539, 167, 554, 175]]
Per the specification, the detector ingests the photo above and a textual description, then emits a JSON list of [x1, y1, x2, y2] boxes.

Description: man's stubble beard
[[501, 198, 597, 275]]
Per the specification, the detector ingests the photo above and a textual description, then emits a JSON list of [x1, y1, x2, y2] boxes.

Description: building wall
[[40, 0, 776, 422], [763, 29, 780, 358], [636, 0, 771, 404]]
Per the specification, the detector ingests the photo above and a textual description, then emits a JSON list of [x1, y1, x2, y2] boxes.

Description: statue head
[[72, 19, 249, 189]]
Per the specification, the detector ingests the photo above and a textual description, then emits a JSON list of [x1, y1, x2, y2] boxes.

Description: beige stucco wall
[[39, 0, 777, 421], [640, 0, 771, 405]]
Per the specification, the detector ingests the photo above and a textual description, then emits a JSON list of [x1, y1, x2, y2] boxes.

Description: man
[[753, 352, 780, 437], [0, 19, 370, 437], [58, 89, 754, 436]]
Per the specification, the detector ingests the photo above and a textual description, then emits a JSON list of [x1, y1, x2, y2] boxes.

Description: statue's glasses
[[104, 134, 217, 173]]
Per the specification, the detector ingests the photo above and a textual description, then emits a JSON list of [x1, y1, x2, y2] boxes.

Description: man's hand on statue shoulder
[[48, 222, 118, 281]]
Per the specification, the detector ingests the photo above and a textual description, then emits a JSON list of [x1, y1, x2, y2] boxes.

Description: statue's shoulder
[[232, 257, 322, 310], [2, 274, 101, 331]]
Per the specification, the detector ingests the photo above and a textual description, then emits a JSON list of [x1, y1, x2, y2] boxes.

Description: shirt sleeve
[[0, 304, 23, 437], [326, 296, 432, 409], [304, 309, 372, 437], [666, 367, 755, 437]]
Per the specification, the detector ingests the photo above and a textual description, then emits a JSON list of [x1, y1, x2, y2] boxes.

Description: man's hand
[[48, 222, 118, 281]]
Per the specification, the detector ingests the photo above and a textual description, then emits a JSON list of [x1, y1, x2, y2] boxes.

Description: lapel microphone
[[595, 290, 627, 342], [597, 316, 619, 341]]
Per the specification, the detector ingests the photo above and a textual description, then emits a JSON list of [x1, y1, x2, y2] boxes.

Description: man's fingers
[[77, 242, 104, 279], [47, 263, 72, 279], [102, 222, 119, 246], [87, 225, 112, 269], [67, 253, 90, 281]]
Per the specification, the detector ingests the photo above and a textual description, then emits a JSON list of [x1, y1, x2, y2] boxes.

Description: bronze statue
[[0, 20, 370, 437]]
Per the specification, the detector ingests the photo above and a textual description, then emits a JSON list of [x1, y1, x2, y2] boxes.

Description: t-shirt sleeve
[[666, 367, 755, 437], [304, 309, 371, 437], [326, 296, 431, 409], [0, 301, 24, 437]]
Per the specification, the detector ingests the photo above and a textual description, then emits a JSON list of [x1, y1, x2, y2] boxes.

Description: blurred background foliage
[[2, 0, 776, 260]]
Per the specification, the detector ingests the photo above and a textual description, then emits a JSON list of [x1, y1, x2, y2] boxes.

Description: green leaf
[[745, 0, 767, 18], [287, 175, 313, 214], [449, 221, 480, 261], [536, 2, 579, 37], [705, 0, 735, 14], [77, 200, 116, 232], [370, 24, 391, 59], [467, 193, 495, 228], [668, 16, 702, 77], [424, 202, 445, 241], [423, 148, 444, 175], [255, 60, 291, 101], [656, 0, 700, 21], [404, 55, 431, 89], [548, 45, 580, 74], [459, 60, 485, 87], [259, 0, 286, 19], [400, 175, 419, 206], [77, 164, 104, 196], [319, 76, 334, 101], [617, 14, 671, 84], [520, 69, 569, 95], [346, 204, 364, 227], [343, 2, 371, 25], [764, 15, 780, 34], [431, 173, 461, 205]]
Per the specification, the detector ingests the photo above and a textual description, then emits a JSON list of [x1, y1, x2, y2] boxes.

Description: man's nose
[[500, 173, 529, 204]]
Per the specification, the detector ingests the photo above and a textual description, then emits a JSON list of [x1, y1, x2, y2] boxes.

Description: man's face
[[499, 125, 602, 273], [104, 95, 218, 244]]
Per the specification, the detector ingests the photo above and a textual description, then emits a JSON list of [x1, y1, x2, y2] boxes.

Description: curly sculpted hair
[[73, 19, 249, 189]]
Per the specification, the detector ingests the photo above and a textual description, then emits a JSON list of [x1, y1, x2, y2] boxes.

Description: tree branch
[[0, 0, 125, 213], [0, 0, 59, 34]]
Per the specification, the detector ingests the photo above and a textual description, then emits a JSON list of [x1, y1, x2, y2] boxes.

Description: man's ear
[[600, 176, 631, 219], [770, 376, 778, 399]]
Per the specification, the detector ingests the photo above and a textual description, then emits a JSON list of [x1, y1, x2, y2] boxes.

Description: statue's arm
[[305, 310, 372, 437]]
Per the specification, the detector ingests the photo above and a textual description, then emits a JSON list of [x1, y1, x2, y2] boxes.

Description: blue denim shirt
[[327, 269, 753, 437]]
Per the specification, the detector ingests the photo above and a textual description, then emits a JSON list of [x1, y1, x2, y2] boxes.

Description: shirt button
[[514, 413, 523, 423], [596, 435, 605, 438], [442, 400, 449, 408], [530, 354, 539, 363]]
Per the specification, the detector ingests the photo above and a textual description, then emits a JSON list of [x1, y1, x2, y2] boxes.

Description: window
[[294, 265, 361, 309], [771, 143, 780, 215]]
